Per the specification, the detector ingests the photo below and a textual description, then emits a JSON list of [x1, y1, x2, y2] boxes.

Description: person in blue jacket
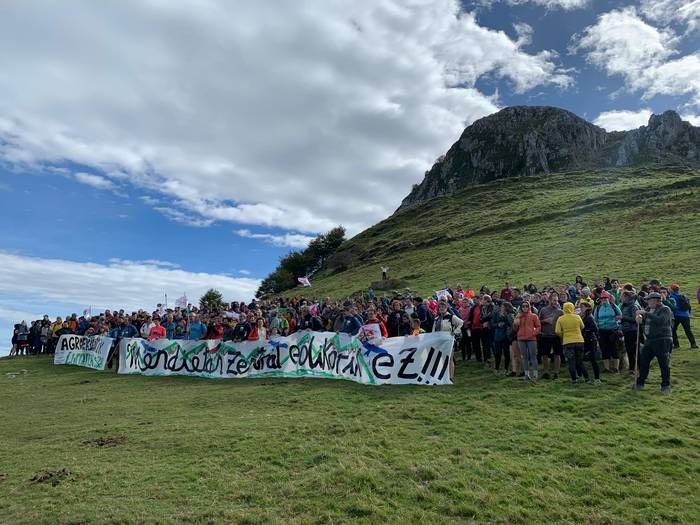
[[669, 284, 698, 349]]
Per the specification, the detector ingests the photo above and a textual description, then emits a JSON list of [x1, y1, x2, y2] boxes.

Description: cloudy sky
[[1, 0, 699, 351]]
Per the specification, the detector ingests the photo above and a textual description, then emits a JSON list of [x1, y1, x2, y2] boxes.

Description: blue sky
[[1, 0, 699, 353]]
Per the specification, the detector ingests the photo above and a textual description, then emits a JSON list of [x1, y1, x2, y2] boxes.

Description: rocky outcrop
[[615, 110, 700, 166], [400, 106, 700, 208]]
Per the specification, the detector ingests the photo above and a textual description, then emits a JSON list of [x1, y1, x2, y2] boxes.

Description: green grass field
[[298, 166, 700, 299], [2, 338, 699, 524]]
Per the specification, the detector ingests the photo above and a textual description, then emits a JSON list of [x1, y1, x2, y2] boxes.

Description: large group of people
[[9, 276, 699, 393]]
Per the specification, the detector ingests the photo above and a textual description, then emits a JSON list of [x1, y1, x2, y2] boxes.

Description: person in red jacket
[[513, 301, 541, 380], [148, 318, 166, 341], [364, 308, 388, 338]]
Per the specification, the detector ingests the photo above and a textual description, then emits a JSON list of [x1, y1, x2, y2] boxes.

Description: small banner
[[54, 334, 114, 370], [118, 331, 454, 385]]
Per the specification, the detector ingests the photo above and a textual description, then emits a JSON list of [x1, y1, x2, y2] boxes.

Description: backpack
[[676, 294, 690, 312]]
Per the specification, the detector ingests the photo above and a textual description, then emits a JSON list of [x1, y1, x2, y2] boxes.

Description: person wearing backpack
[[669, 284, 697, 349], [594, 292, 622, 374]]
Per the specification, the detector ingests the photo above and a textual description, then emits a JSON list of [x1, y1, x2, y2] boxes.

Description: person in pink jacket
[[513, 301, 542, 380]]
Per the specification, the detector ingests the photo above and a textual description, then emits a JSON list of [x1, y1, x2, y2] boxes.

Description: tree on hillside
[[199, 288, 226, 310], [255, 226, 346, 298]]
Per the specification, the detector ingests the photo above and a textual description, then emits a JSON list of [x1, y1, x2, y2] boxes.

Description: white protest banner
[[54, 334, 114, 370], [119, 331, 454, 385], [436, 289, 450, 300], [358, 323, 384, 345]]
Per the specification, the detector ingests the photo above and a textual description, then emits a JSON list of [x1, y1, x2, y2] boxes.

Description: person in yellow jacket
[[555, 302, 590, 384]]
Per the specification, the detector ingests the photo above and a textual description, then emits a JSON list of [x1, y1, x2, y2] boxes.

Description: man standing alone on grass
[[632, 292, 673, 394]]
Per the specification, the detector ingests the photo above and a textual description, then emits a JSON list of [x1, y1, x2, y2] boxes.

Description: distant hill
[[295, 165, 700, 298], [276, 107, 700, 299], [400, 107, 700, 208]]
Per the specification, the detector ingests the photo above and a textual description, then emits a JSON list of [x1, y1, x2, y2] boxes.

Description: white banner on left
[[54, 335, 115, 370]]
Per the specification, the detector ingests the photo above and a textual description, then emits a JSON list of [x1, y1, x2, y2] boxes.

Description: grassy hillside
[[1, 349, 699, 524], [298, 166, 700, 298]]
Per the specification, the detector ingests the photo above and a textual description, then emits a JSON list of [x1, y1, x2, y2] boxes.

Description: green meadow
[[292, 166, 700, 299], [1, 340, 699, 524]]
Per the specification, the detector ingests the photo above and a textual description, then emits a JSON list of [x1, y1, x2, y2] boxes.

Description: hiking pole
[[635, 322, 641, 380]]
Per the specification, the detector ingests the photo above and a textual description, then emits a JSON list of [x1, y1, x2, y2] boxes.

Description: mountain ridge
[[400, 106, 700, 208]]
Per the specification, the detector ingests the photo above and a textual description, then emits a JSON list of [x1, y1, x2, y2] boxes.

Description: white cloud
[[73, 172, 115, 190], [573, 7, 700, 108], [593, 108, 653, 131], [0, 0, 572, 236], [154, 207, 214, 228], [641, 0, 700, 33], [235, 229, 315, 249], [482, 0, 589, 9], [239, 269, 251, 275], [681, 113, 700, 125], [0, 252, 260, 313]]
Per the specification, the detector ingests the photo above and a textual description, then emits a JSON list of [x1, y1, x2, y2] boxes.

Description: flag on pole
[[83, 306, 92, 317], [298, 277, 311, 287], [175, 294, 188, 308]]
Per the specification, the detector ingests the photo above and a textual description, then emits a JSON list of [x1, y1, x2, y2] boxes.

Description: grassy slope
[[1, 347, 699, 524], [297, 166, 700, 298]]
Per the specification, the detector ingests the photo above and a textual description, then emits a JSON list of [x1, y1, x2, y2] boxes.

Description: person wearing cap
[[594, 291, 622, 374], [576, 288, 595, 311], [669, 284, 698, 349], [632, 292, 673, 394]]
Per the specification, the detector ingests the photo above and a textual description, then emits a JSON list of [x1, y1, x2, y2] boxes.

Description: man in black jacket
[[385, 300, 404, 338], [632, 292, 673, 394]]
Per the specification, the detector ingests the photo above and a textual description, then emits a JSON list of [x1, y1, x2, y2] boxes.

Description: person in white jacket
[[433, 300, 464, 381]]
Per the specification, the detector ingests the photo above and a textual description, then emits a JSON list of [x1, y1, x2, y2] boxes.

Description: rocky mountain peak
[[400, 106, 700, 209]]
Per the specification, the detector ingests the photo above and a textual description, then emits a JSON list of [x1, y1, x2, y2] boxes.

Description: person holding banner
[[433, 301, 463, 380]]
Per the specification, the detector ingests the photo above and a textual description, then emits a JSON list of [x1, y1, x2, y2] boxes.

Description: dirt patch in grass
[[83, 436, 127, 447], [29, 469, 70, 486]]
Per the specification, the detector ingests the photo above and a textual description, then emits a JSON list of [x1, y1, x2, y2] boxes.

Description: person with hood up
[[513, 301, 541, 381], [555, 302, 589, 384]]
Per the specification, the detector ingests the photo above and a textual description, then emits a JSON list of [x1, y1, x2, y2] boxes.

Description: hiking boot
[[584, 378, 591, 384], [661, 386, 672, 395], [631, 383, 644, 390], [542, 372, 550, 380], [570, 379, 578, 385], [552, 373, 559, 380], [691, 345, 699, 350], [520, 374, 529, 381], [594, 379, 601, 385], [603, 368, 610, 374], [508, 371, 517, 377]]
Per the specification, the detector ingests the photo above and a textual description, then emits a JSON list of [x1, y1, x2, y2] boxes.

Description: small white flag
[[298, 277, 311, 287]]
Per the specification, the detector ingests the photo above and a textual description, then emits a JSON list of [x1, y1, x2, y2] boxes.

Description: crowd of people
[[9, 276, 699, 392]]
